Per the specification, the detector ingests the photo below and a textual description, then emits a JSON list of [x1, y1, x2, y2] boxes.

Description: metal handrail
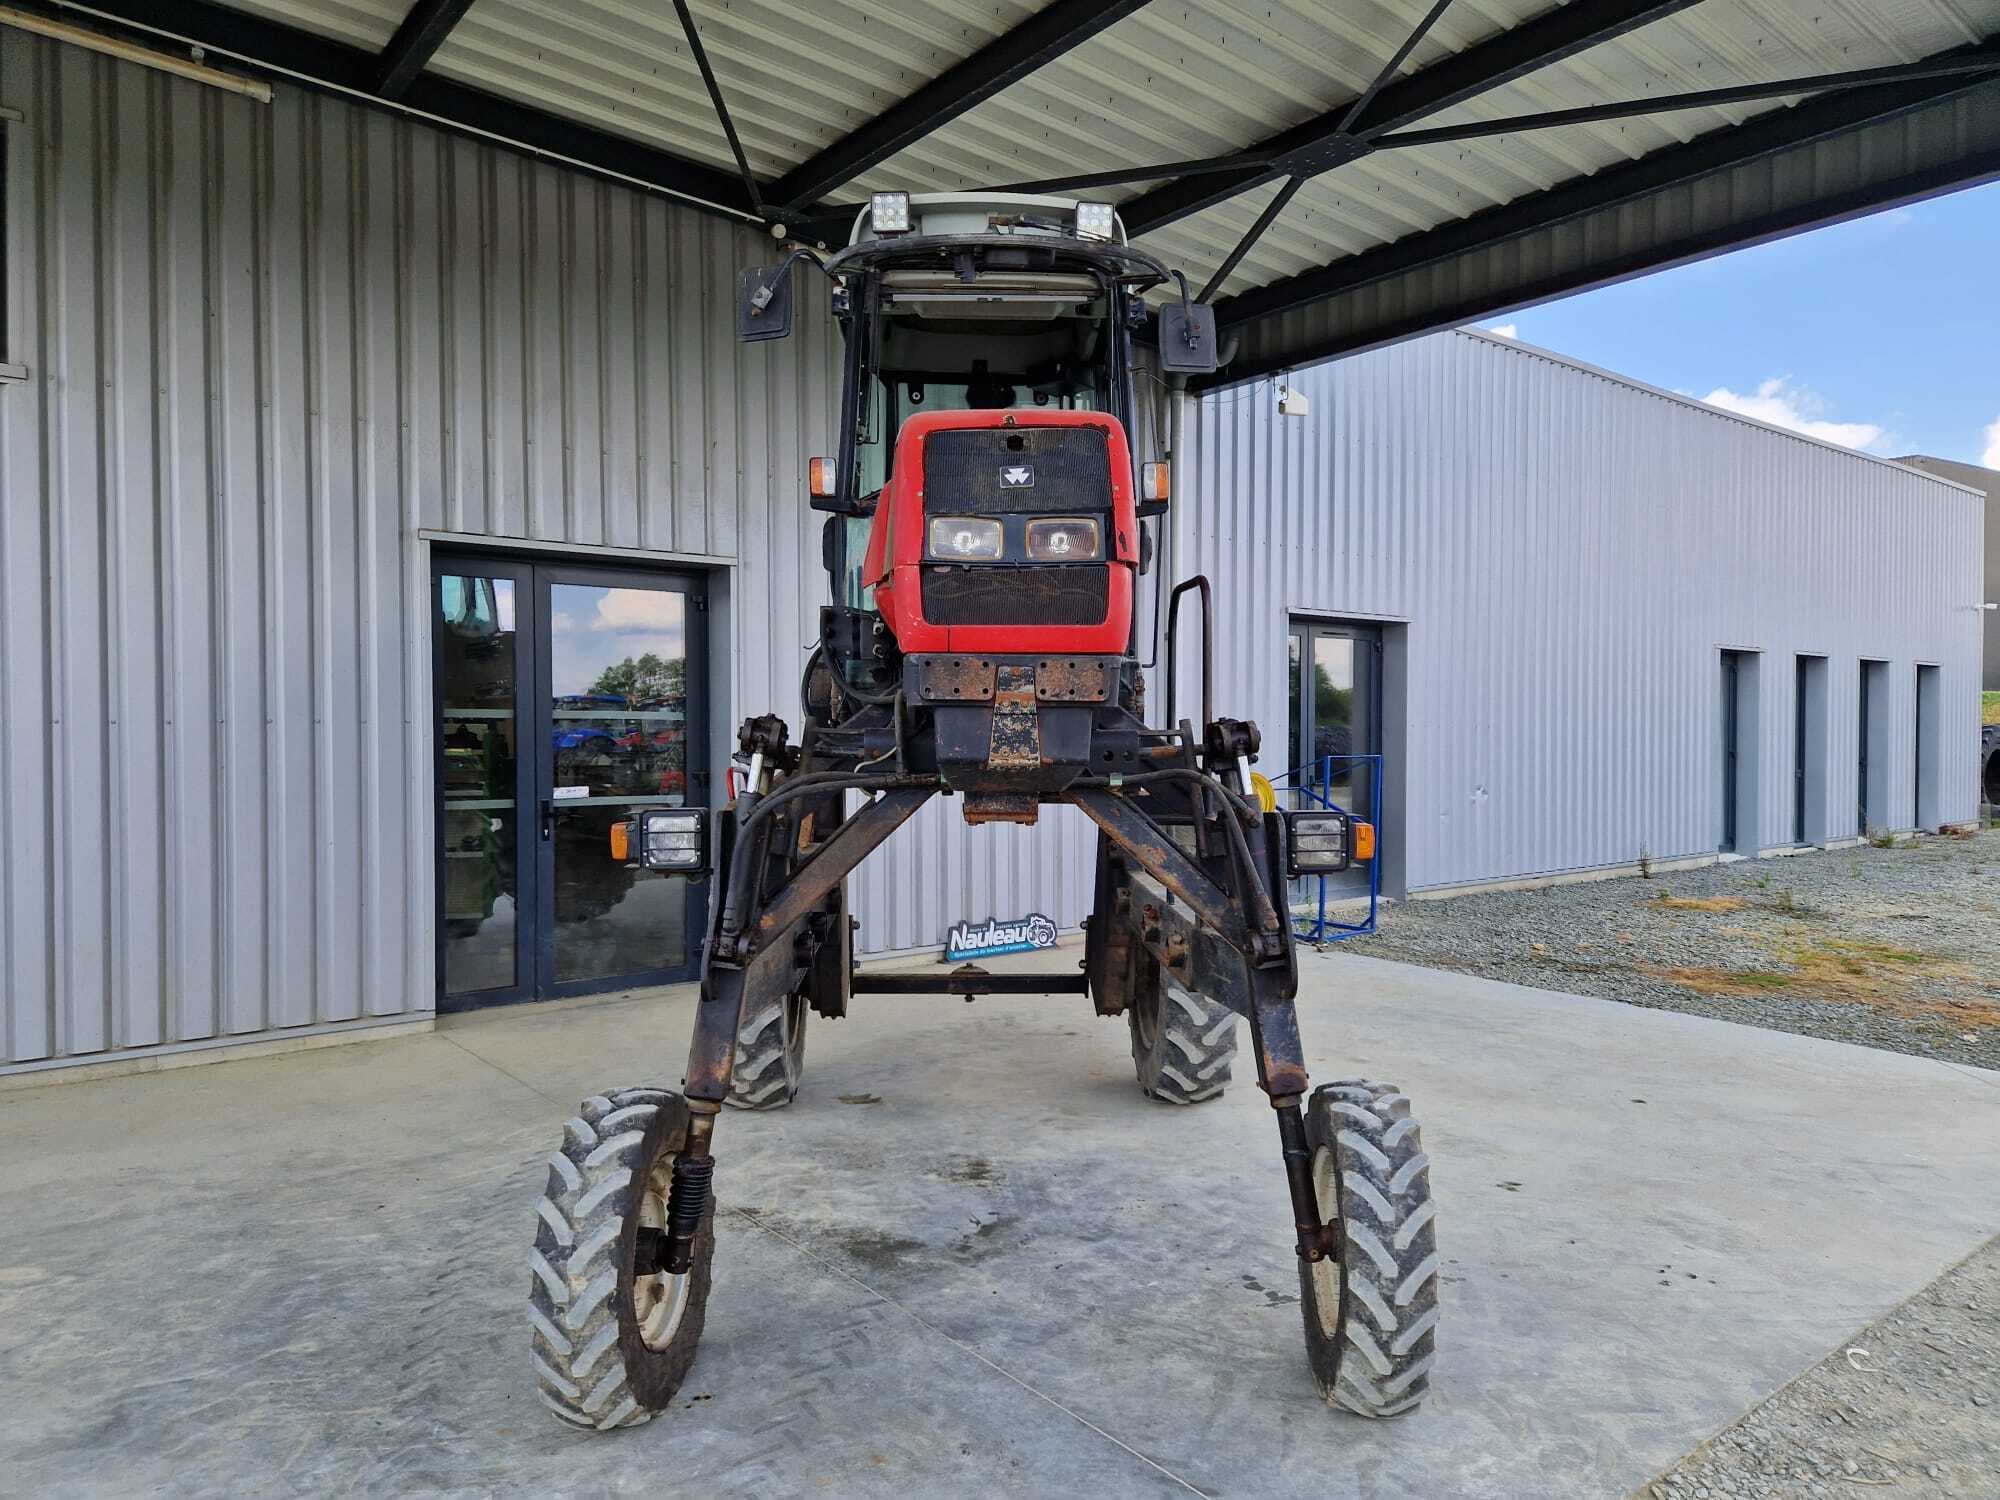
[[1163, 575, 1213, 731]]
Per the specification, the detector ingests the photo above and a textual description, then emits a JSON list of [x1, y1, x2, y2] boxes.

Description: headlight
[[1025, 517, 1101, 560], [638, 809, 709, 873], [1287, 810, 1352, 877], [929, 516, 1004, 560]]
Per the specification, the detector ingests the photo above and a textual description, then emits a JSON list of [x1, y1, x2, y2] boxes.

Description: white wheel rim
[[1309, 1144, 1342, 1338], [634, 1152, 692, 1350]]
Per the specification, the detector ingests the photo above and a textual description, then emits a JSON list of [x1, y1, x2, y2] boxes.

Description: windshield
[[838, 267, 1128, 604]]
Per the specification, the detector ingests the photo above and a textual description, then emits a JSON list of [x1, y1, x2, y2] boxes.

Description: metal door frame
[[431, 551, 711, 1011], [1720, 650, 1740, 853], [1793, 655, 1809, 845]]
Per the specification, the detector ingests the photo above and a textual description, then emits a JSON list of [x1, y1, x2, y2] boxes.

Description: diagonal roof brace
[[1120, 0, 1709, 237], [1371, 52, 2000, 149], [375, 0, 476, 100], [672, 0, 763, 214], [765, 0, 1153, 211]]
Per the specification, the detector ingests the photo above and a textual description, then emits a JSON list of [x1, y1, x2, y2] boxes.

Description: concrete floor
[[3, 951, 1998, 1499]]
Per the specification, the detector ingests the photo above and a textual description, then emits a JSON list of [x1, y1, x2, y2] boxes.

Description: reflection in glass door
[[540, 572, 705, 992], [437, 566, 529, 1000], [433, 557, 707, 1010]]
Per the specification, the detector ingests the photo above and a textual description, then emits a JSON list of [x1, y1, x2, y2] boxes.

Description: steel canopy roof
[[33, 0, 2000, 386]]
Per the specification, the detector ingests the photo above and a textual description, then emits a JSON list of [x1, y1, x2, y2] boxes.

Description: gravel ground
[[1337, 829, 2000, 1070], [1635, 1235, 2000, 1499]]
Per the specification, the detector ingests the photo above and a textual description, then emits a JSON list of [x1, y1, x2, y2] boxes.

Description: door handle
[[541, 799, 554, 841]]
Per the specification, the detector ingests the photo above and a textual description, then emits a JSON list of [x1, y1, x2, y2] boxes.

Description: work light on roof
[[870, 191, 911, 235], [1074, 201, 1115, 241]]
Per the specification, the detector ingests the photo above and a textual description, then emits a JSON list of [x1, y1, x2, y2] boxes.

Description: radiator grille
[[920, 566, 1109, 626]]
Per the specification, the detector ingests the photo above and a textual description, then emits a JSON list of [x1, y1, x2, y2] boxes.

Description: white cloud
[[1981, 415, 2000, 470], [1699, 377, 1888, 452], [591, 590, 685, 634], [1486, 323, 1519, 339]]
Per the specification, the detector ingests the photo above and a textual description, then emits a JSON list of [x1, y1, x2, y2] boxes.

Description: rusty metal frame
[[685, 785, 935, 1103]]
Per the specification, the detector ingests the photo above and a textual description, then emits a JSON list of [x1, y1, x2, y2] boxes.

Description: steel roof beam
[[24, 0, 760, 218], [1120, 0, 1709, 237], [764, 0, 1153, 212], [1373, 53, 2000, 149], [375, 0, 476, 100], [672, 0, 762, 212], [1212, 42, 2000, 336]]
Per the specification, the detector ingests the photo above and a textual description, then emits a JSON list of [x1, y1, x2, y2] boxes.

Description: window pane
[[1287, 633, 1303, 773], [438, 575, 518, 994], [548, 583, 695, 985]]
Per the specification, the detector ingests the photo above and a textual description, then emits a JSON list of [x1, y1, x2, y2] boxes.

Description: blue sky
[[1475, 177, 2000, 469]]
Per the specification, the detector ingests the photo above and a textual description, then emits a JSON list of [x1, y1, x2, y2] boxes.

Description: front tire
[[528, 1087, 714, 1431], [1296, 1079, 1439, 1417], [1127, 975, 1236, 1103]]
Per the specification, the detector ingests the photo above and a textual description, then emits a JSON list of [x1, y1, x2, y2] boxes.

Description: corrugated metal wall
[[1184, 331, 1985, 894], [0, 33, 1095, 1075]]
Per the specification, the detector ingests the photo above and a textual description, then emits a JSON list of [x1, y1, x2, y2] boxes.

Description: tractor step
[[850, 963, 1089, 997]]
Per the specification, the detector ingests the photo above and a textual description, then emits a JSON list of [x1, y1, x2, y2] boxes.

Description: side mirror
[[737, 262, 794, 342], [1157, 299, 1219, 374]]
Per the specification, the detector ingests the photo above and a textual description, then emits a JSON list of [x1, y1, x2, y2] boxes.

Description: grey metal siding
[[0, 34, 1097, 1074], [1184, 331, 1984, 893]]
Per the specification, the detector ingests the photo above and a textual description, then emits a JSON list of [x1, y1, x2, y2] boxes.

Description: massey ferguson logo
[[946, 912, 1059, 962], [1000, 465, 1034, 488]]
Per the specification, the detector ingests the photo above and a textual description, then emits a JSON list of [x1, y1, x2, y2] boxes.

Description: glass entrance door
[[433, 557, 708, 1011], [538, 570, 706, 994]]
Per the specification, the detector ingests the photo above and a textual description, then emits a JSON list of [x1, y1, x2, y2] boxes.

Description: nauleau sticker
[[946, 912, 1059, 962], [999, 464, 1035, 488]]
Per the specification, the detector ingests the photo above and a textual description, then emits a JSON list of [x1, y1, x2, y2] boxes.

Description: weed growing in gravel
[[1661, 967, 1793, 994], [1653, 894, 1747, 913]]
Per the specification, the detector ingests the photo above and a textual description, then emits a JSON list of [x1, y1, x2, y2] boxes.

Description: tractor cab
[[735, 191, 1220, 816], [740, 192, 1214, 628]]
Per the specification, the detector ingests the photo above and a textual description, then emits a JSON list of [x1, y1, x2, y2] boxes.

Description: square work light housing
[[637, 808, 711, 874], [1286, 810, 1354, 878]]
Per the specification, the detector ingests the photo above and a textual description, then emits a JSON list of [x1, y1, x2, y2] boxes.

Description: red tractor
[[528, 192, 1437, 1432]]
